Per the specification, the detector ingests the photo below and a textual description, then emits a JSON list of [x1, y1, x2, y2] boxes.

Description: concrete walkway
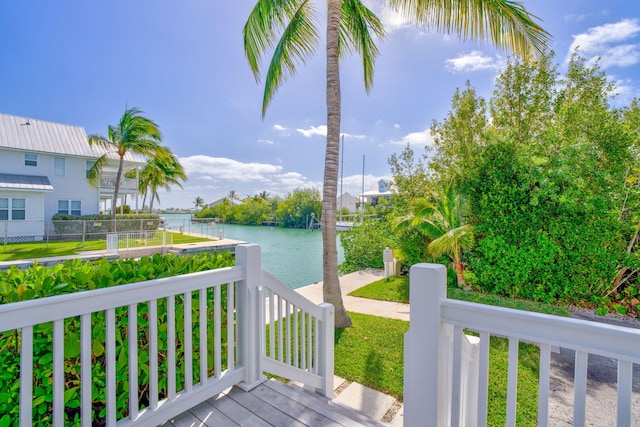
[[295, 269, 407, 426]]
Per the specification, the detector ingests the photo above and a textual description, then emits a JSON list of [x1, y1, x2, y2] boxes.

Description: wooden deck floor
[[165, 380, 390, 427]]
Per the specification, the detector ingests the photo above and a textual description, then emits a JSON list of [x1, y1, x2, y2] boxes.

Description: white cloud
[[297, 125, 327, 138], [296, 125, 365, 140], [180, 155, 283, 182], [568, 19, 640, 68], [273, 124, 288, 132], [258, 139, 275, 145], [393, 123, 401, 129], [362, 0, 414, 33], [445, 51, 501, 73], [390, 129, 434, 147]]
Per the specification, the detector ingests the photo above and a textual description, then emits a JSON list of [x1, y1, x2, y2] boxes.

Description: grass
[[335, 312, 541, 426], [349, 275, 571, 317], [0, 233, 212, 261]]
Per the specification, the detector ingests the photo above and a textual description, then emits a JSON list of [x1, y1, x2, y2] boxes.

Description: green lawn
[[0, 233, 212, 261], [349, 275, 570, 317], [335, 312, 541, 426]]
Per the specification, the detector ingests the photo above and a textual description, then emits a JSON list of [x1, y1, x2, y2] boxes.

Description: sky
[[1, 1, 640, 210]]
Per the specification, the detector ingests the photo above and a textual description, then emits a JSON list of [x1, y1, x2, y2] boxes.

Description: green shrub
[[339, 219, 397, 274]]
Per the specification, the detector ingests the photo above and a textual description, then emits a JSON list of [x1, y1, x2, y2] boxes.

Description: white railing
[[106, 231, 173, 253], [0, 244, 334, 426], [404, 263, 640, 427], [100, 176, 138, 192], [261, 270, 334, 396]]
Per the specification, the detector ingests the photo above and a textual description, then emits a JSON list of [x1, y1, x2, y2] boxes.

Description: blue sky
[[1, 1, 639, 209]]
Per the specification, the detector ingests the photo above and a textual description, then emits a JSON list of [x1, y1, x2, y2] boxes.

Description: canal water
[[162, 213, 345, 289]]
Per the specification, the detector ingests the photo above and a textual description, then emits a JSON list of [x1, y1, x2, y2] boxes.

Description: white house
[[0, 113, 144, 240], [359, 179, 395, 208]]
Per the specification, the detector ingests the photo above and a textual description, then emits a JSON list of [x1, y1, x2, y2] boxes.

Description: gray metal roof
[[0, 113, 145, 164], [0, 173, 54, 191]]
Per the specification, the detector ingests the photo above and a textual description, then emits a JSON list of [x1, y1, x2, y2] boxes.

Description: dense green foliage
[[367, 52, 640, 310], [338, 219, 397, 274], [0, 252, 234, 424], [197, 188, 322, 229]]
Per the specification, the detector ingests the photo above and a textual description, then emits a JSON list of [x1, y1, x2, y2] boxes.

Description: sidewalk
[[295, 269, 407, 426], [295, 269, 410, 321]]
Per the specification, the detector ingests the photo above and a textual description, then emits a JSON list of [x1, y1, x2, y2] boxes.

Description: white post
[[236, 244, 266, 391], [318, 302, 335, 397], [404, 263, 447, 427]]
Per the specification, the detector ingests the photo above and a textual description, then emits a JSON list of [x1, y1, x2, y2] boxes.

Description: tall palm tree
[[227, 190, 237, 206], [244, 0, 549, 327], [394, 185, 474, 287], [88, 107, 163, 220]]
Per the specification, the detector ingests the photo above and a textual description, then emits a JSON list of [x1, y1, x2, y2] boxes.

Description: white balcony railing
[[0, 244, 334, 426], [404, 263, 640, 427], [99, 176, 138, 192]]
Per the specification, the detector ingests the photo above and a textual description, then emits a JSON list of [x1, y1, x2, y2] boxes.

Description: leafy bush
[[0, 252, 234, 424], [339, 220, 397, 274]]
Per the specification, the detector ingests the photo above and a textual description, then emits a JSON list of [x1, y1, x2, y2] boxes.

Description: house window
[[0, 198, 25, 220], [12, 199, 26, 220], [24, 154, 37, 166], [54, 157, 66, 177], [86, 161, 95, 179], [58, 200, 81, 216], [0, 198, 7, 220]]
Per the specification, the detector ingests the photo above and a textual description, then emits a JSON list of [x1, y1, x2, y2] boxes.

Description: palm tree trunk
[[112, 156, 125, 221], [323, 0, 351, 328]]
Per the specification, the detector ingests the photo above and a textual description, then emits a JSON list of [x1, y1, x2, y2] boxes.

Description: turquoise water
[[162, 213, 344, 289]]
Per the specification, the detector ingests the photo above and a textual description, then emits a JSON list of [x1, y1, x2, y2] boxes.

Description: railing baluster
[[269, 289, 275, 359], [128, 304, 138, 420], [53, 319, 64, 426], [184, 292, 193, 392], [617, 359, 633, 426], [450, 326, 463, 426], [505, 337, 519, 427], [574, 351, 588, 427], [537, 344, 551, 427], [227, 282, 235, 370], [20, 325, 33, 427], [214, 285, 222, 378], [293, 305, 299, 368], [477, 331, 490, 427], [148, 300, 159, 410], [81, 313, 92, 426], [168, 295, 176, 399], [307, 313, 312, 372], [200, 288, 207, 384], [300, 310, 306, 370], [278, 295, 283, 362], [314, 316, 319, 375], [106, 308, 116, 426], [286, 300, 291, 365]]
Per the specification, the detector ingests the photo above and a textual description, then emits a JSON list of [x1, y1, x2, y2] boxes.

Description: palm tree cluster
[[243, 0, 549, 327], [87, 107, 186, 218]]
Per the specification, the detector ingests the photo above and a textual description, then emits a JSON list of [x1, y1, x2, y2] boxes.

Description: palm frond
[[340, 0, 385, 92], [261, 0, 319, 117], [86, 154, 108, 187]]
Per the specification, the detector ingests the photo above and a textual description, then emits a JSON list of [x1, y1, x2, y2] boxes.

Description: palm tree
[[142, 150, 187, 213], [244, 0, 549, 327], [194, 196, 205, 213], [227, 190, 237, 206], [394, 185, 474, 287], [88, 107, 163, 220]]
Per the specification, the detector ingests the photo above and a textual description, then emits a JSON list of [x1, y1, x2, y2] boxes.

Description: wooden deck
[[164, 380, 390, 427]]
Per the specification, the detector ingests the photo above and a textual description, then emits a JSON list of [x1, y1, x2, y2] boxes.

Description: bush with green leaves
[[0, 252, 234, 425], [339, 219, 397, 274]]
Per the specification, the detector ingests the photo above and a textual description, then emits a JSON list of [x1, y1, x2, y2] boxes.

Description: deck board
[[167, 380, 390, 427]]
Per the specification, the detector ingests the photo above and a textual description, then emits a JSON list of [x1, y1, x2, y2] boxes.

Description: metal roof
[[0, 113, 145, 165], [0, 173, 54, 191]]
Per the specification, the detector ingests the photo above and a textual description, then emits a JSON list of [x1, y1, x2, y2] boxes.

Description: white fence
[[105, 231, 174, 253], [404, 263, 640, 427], [0, 244, 334, 426]]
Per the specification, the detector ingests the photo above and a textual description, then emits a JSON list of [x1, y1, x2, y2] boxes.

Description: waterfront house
[[0, 113, 144, 240], [359, 179, 395, 209]]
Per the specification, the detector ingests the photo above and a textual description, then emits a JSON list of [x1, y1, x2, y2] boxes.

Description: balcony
[[99, 175, 138, 193]]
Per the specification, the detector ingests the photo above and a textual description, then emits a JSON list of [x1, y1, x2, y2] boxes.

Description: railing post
[[404, 263, 447, 427], [318, 302, 334, 397], [236, 244, 266, 391]]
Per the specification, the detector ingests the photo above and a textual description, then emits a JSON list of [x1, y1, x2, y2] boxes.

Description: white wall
[[0, 189, 45, 239], [0, 149, 99, 221]]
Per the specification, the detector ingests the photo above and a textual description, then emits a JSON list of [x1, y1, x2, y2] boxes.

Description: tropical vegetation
[[342, 52, 640, 316], [243, 0, 549, 327]]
